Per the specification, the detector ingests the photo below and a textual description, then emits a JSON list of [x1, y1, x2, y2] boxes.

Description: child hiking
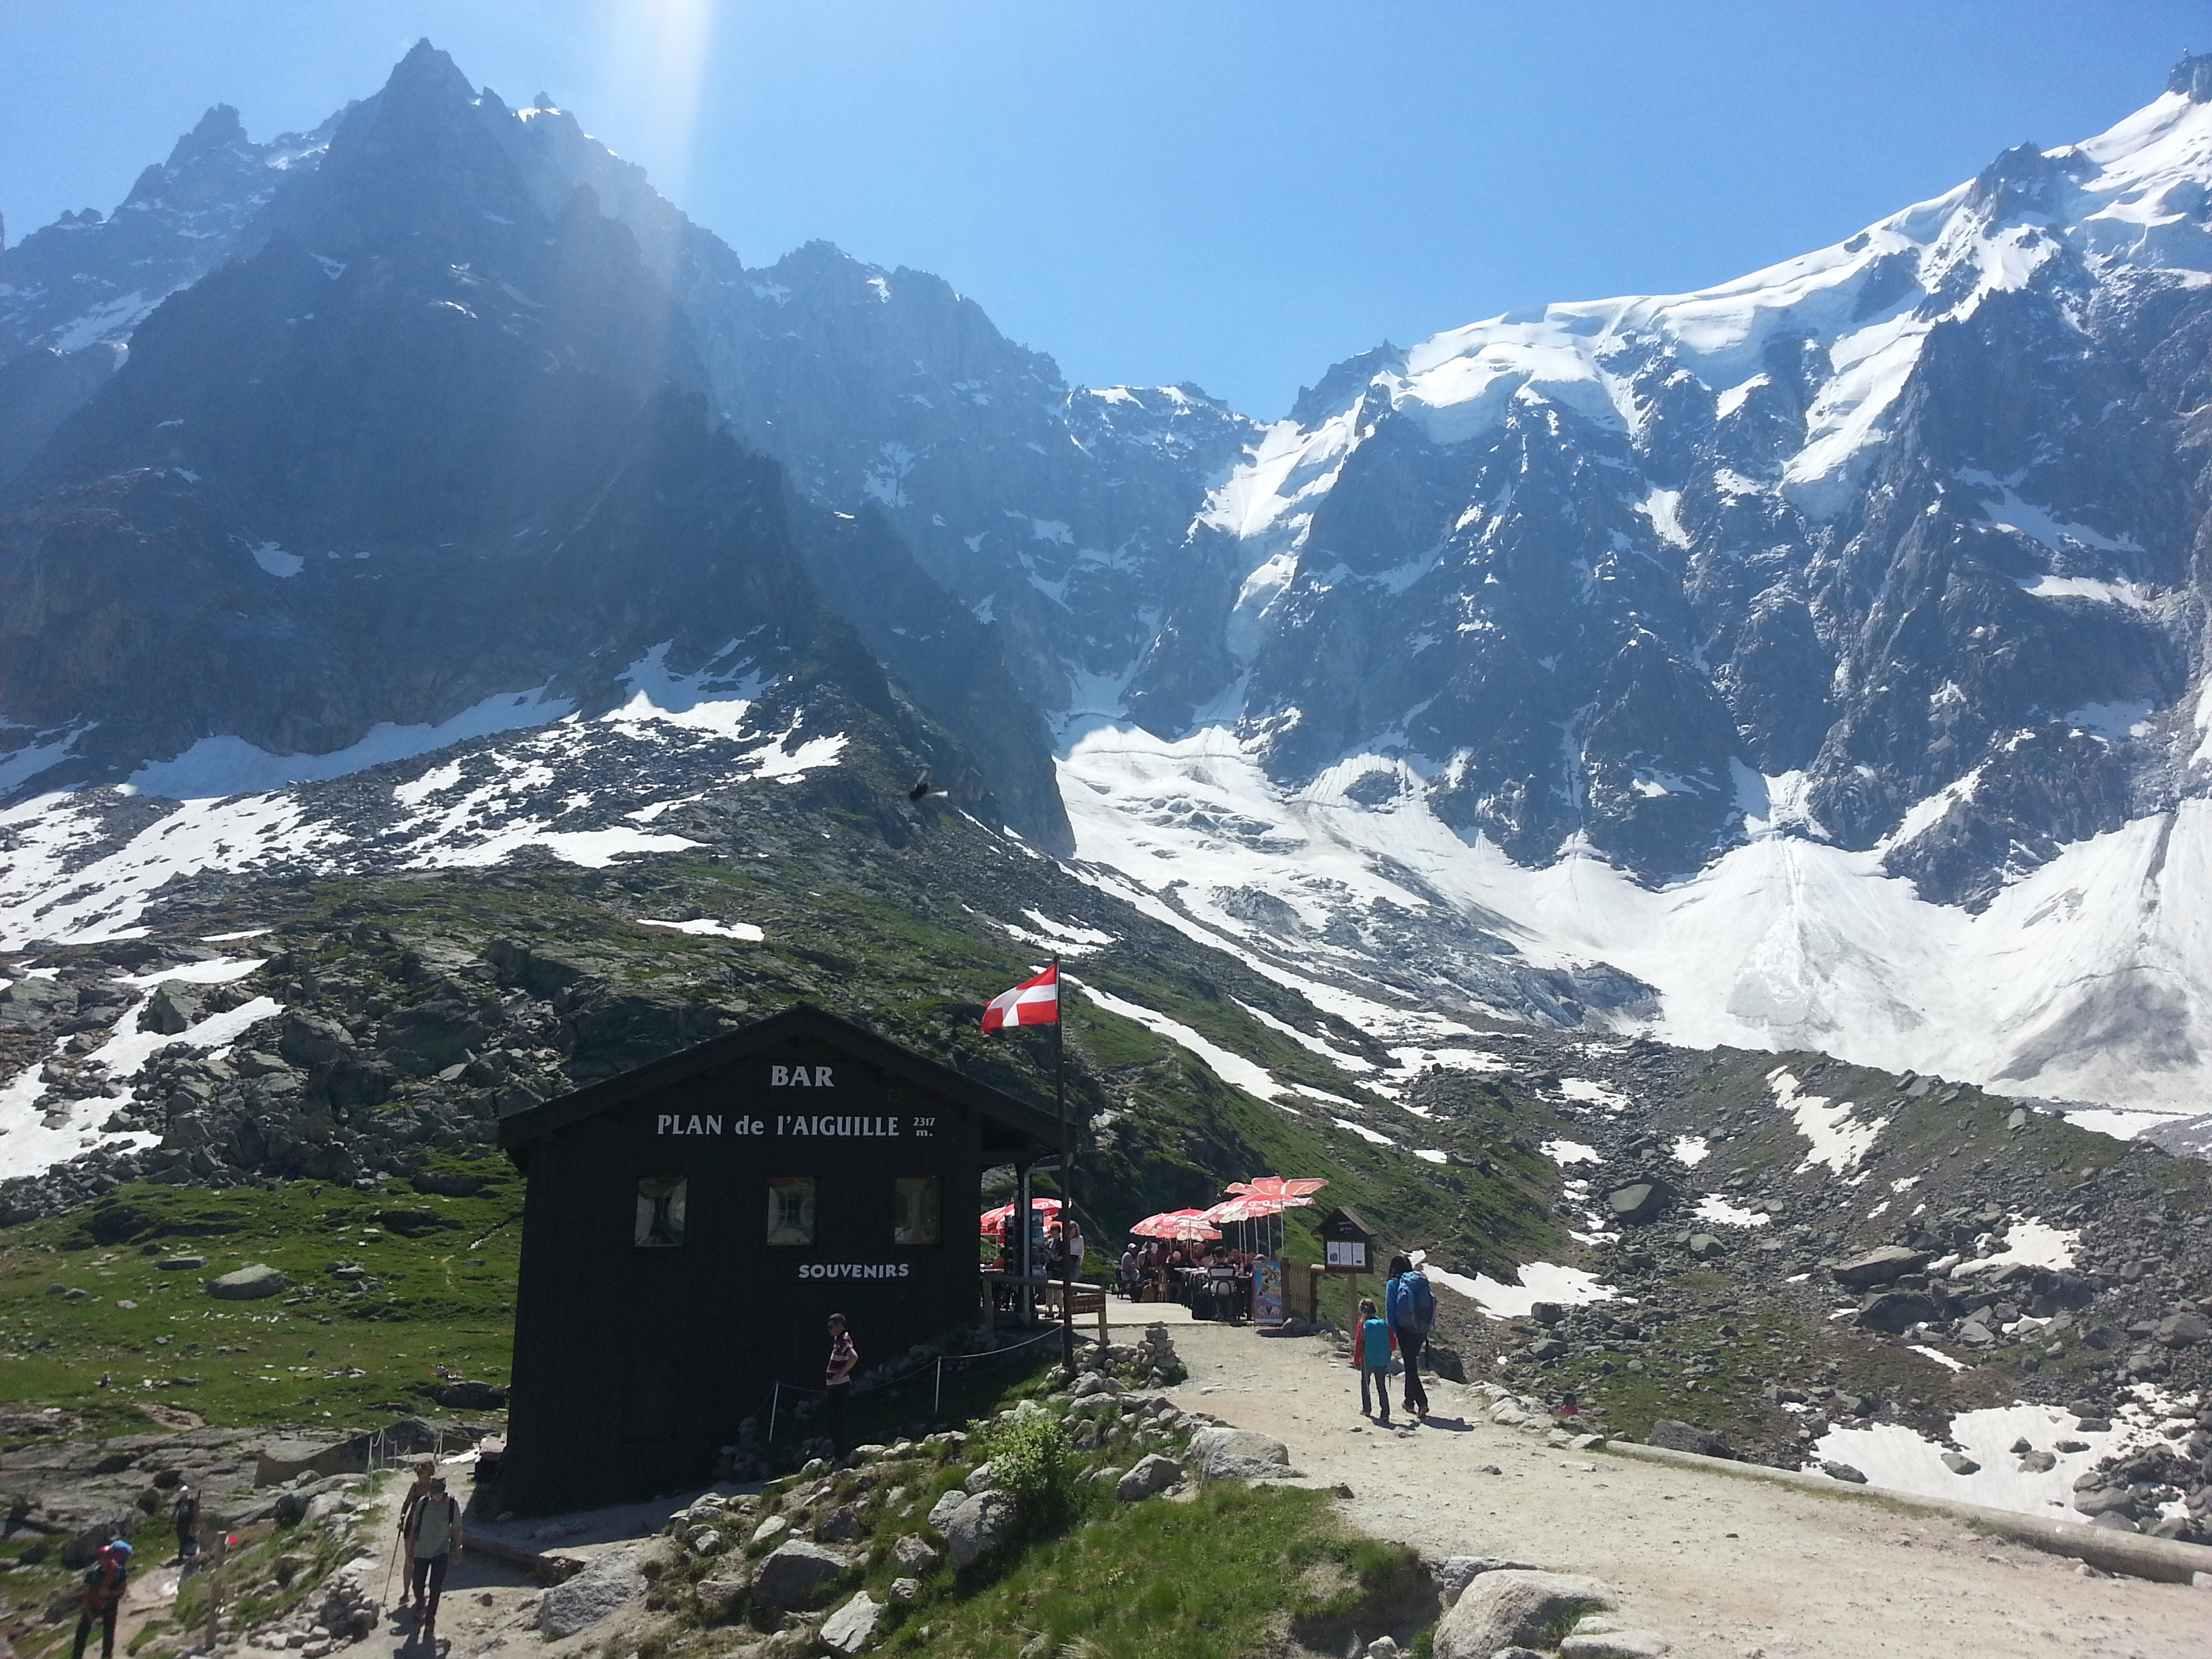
[[1353, 1298, 1397, 1424]]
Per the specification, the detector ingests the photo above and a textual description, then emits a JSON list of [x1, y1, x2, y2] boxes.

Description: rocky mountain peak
[[386, 37, 480, 107], [2168, 51, 2212, 104], [177, 104, 247, 155], [1287, 341, 1406, 426], [1962, 140, 2086, 221]]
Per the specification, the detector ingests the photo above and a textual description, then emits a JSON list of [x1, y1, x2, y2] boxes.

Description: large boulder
[[208, 1264, 289, 1300], [253, 1435, 362, 1486], [1115, 1454, 1183, 1502], [537, 1547, 645, 1637], [138, 983, 204, 1035], [1604, 1183, 1667, 1225], [1645, 1420, 1730, 1459], [697, 1566, 754, 1615], [1855, 1289, 1939, 1335], [1433, 1570, 1619, 1659], [1187, 1427, 1298, 1480], [752, 1541, 851, 1608], [2154, 1312, 2210, 1349], [1830, 1246, 1929, 1290], [0, 972, 73, 1031], [820, 1591, 884, 1656], [890, 1534, 940, 1573], [942, 1492, 1015, 1570], [279, 1011, 354, 1067]]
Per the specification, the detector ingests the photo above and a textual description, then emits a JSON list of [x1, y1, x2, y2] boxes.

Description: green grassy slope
[[1, 783, 1568, 1433]]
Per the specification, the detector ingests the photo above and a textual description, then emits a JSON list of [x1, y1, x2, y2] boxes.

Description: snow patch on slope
[[1059, 720, 2212, 1118]]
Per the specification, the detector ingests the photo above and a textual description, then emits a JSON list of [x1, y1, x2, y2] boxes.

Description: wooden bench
[[1039, 1280, 1107, 1318]]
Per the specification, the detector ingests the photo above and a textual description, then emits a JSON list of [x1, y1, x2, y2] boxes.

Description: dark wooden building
[[496, 1003, 1061, 1514]]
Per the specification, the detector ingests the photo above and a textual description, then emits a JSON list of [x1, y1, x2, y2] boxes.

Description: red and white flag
[[981, 963, 1059, 1031]]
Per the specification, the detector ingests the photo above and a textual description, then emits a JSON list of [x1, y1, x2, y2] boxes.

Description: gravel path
[[1148, 1309, 2212, 1658]]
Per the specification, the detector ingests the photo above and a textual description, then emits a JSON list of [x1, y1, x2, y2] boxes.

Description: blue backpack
[[1395, 1269, 1436, 1333], [1360, 1317, 1393, 1369]]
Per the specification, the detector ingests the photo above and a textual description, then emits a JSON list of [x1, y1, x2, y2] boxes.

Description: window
[[766, 1177, 817, 1247], [634, 1178, 687, 1248], [893, 1176, 942, 1246]]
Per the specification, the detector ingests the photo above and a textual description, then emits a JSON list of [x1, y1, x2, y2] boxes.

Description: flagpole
[[1053, 955, 1074, 1373]]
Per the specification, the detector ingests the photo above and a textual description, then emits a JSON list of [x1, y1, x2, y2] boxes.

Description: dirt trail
[[1149, 1308, 2212, 1659], [185, 1462, 600, 1659]]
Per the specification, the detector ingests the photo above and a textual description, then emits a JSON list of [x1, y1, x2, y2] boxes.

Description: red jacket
[[81, 1553, 129, 1612]]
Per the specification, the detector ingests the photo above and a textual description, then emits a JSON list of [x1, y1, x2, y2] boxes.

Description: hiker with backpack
[[73, 1538, 131, 1659], [171, 1486, 200, 1561], [403, 1477, 463, 1645], [1385, 1254, 1436, 1421], [1352, 1298, 1397, 1423], [394, 1460, 437, 1607]]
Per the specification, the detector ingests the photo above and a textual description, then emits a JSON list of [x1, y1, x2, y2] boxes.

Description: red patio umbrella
[[1226, 1176, 1328, 1200], [1129, 1208, 1222, 1242], [980, 1196, 1063, 1237]]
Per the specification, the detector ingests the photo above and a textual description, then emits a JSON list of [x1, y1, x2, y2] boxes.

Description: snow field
[[1061, 718, 2212, 1119], [1411, 1248, 1622, 1319], [0, 956, 277, 1181], [634, 918, 766, 942], [0, 644, 848, 950], [1809, 1390, 2198, 1523]]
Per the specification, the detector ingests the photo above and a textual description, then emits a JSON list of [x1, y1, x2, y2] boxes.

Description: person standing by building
[[823, 1314, 858, 1437], [404, 1477, 462, 1646], [72, 1538, 131, 1659], [1061, 1218, 1086, 1276], [1352, 1299, 1397, 1424], [1385, 1254, 1435, 1421]]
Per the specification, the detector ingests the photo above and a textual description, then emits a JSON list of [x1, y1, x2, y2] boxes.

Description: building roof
[[495, 1001, 1065, 1165]]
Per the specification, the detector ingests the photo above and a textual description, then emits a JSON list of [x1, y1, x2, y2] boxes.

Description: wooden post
[[204, 1525, 228, 1652], [1015, 1162, 1034, 1328]]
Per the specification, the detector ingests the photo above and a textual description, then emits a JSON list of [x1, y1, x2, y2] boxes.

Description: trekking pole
[[767, 1382, 781, 1446], [381, 1523, 402, 1609], [933, 1357, 942, 1418]]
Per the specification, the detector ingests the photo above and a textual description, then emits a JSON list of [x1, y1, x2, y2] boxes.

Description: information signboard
[[1252, 1256, 1286, 1324]]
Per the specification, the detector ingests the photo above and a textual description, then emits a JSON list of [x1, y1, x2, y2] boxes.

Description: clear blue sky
[[2, 1, 2205, 417]]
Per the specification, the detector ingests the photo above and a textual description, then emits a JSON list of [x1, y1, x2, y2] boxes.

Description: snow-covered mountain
[[1030, 58, 2212, 1132], [10, 43, 2212, 1137]]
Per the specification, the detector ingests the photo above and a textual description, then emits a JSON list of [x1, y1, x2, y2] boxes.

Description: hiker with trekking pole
[[402, 1477, 463, 1647], [390, 1459, 436, 1610]]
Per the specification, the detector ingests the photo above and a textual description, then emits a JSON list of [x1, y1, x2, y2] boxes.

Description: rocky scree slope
[[1399, 1029, 2212, 1542]]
